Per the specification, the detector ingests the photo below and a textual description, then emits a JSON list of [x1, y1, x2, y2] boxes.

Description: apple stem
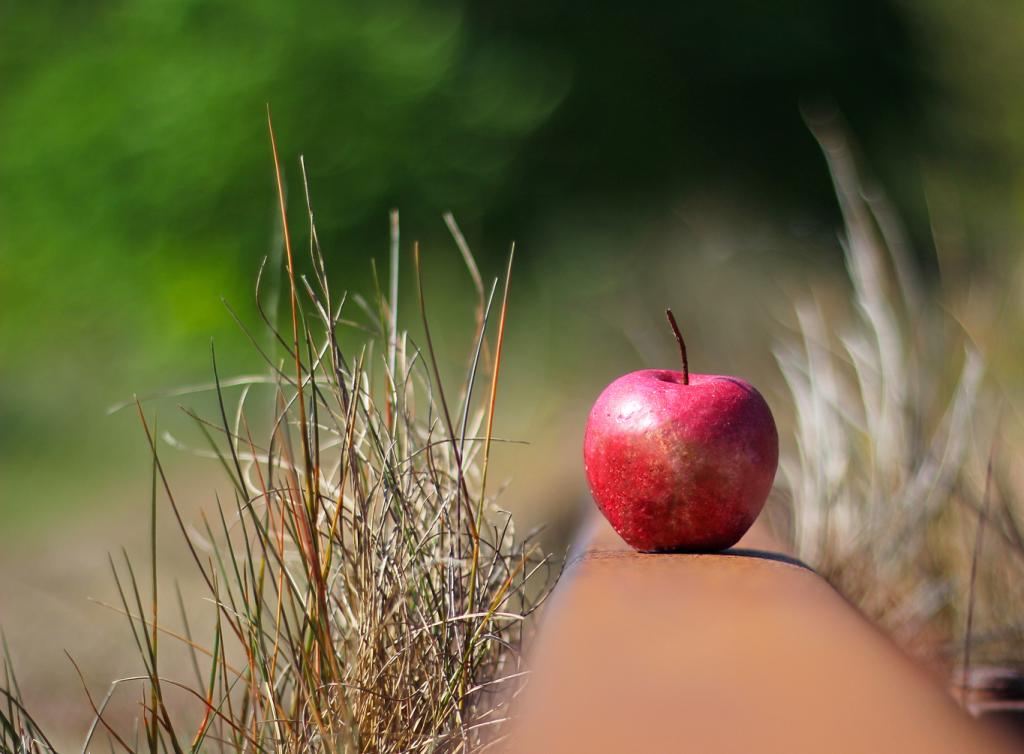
[[665, 308, 689, 385]]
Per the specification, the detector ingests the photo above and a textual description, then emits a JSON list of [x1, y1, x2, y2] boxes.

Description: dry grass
[[776, 112, 1024, 670], [0, 117, 555, 753]]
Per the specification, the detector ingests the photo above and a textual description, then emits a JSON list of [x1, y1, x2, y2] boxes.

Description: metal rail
[[507, 517, 1019, 753]]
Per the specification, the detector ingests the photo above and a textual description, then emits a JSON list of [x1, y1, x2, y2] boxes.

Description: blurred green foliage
[[0, 0, 565, 369], [2, 0, 1022, 518]]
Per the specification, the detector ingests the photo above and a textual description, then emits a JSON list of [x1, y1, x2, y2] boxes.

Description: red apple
[[583, 311, 778, 552]]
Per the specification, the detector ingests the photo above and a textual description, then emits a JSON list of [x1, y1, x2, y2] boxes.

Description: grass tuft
[[777, 112, 1024, 674], [0, 123, 554, 752]]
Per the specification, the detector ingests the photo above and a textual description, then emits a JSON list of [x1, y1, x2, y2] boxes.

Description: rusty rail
[[507, 516, 1019, 753]]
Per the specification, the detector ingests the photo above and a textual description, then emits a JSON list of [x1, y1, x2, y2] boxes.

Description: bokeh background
[[3, 0, 1024, 742]]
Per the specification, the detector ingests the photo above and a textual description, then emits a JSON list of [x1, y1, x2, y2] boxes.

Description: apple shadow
[[645, 546, 814, 572], [719, 547, 814, 572]]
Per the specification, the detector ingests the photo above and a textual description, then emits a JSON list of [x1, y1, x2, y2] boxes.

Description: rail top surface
[[507, 516, 1018, 754]]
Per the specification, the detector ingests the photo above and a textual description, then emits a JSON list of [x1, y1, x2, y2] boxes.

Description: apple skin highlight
[[583, 369, 779, 552]]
